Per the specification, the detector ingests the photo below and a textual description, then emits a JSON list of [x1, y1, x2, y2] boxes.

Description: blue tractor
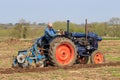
[[12, 20, 105, 68]]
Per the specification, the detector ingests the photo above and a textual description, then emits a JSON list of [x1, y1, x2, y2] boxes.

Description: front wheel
[[91, 50, 105, 64]]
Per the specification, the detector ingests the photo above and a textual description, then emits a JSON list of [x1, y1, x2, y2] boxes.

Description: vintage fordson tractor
[[12, 20, 105, 68]]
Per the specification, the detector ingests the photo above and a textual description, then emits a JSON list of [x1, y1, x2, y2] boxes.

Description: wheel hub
[[56, 43, 74, 65], [94, 52, 104, 64]]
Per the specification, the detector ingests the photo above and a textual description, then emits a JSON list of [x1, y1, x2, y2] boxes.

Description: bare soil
[[0, 39, 120, 80], [0, 62, 120, 74]]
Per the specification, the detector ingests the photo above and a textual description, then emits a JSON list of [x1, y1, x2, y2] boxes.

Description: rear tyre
[[91, 50, 105, 64], [49, 37, 77, 67]]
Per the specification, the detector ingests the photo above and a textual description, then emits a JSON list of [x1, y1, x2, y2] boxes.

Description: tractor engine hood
[[71, 32, 102, 41], [88, 32, 102, 41]]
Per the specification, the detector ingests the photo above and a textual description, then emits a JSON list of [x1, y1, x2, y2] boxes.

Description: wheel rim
[[56, 43, 74, 65], [94, 52, 104, 64]]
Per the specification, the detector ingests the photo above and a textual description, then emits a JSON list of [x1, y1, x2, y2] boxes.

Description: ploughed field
[[0, 39, 120, 80]]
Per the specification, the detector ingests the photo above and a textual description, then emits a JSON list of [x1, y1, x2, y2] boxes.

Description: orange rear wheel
[[49, 37, 77, 67], [56, 43, 74, 65]]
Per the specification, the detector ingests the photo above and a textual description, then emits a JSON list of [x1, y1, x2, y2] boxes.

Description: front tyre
[[91, 50, 105, 64]]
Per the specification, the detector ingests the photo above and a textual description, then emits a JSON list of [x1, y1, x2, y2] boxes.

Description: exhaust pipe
[[85, 19, 88, 43], [67, 20, 70, 33]]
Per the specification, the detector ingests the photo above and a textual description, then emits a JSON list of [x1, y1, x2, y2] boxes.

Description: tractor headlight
[[86, 46, 91, 50]]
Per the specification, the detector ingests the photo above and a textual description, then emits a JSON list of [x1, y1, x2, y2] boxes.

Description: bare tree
[[109, 17, 120, 25]]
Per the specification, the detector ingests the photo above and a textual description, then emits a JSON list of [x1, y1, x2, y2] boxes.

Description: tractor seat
[[37, 36, 48, 47]]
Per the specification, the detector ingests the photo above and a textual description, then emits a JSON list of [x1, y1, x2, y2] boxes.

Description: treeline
[[51, 17, 120, 37], [0, 17, 120, 39], [89, 17, 120, 37]]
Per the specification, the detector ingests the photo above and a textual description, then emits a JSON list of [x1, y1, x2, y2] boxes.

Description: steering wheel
[[57, 29, 65, 35]]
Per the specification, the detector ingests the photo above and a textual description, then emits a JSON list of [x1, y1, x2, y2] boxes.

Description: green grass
[[0, 29, 11, 36], [106, 68, 120, 77], [103, 37, 120, 40], [105, 54, 120, 62]]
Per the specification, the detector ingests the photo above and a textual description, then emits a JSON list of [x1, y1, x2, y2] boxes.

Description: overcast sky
[[0, 0, 120, 24]]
